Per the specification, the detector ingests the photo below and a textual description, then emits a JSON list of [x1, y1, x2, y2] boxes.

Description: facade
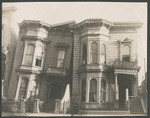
[[2, 6, 19, 98], [5, 18, 144, 114]]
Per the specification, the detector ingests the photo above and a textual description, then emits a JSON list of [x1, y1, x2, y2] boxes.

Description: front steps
[[130, 97, 144, 114], [78, 110, 130, 115]]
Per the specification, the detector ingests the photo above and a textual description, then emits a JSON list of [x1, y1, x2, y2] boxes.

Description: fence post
[[19, 99, 26, 113], [33, 99, 40, 113], [54, 99, 60, 114]]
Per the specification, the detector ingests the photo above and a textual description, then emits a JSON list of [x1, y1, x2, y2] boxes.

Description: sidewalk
[[2, 112, 147, 117]]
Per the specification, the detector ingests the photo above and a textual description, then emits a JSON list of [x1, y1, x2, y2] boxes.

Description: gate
[[25, 101, 34, 112]]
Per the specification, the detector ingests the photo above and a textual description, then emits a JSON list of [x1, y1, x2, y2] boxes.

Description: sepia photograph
[[1, 2, 147, 117]]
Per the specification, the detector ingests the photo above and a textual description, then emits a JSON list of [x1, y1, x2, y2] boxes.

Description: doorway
[[46, 83, 63, 111], [118, 75, 132, 109]]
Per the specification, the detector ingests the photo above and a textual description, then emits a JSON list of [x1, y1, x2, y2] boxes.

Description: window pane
[[91, 42, 98, 64], [122, 45, 129, 55], [89, 79, 97, 102], [18, 78, 28, 99], [58, 50, 65, 59], [25, 55, 33, 65], [57, 50, 65, 68], [91, 42, 98, 53], [36, 46, 43, 56], [27, 45, 35, 54], [57, 59, 64, 68]]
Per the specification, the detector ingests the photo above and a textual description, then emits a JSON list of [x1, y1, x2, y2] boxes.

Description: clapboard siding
[[72, 31, 81, 99], [7, 40, 24, 99], [44, 30, 73, 69], [108, 32, 138, 63], [108, 74, 115, 102]]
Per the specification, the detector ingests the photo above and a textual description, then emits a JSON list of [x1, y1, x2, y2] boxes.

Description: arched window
[[89, 79, 97, 102], [101, 79, 106, 102], [18, 78, 28, 99], [82, 44, 87, 64], [90, 42, 98, 64], [101, 44, 106, 64], [122, 45, 130, 62], [57, 50, 65, 68], [81, 79, 86, 101], [24, 44, 35, 65]]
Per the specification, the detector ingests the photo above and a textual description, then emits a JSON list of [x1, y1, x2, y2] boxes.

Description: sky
[[2, 2, 147, 86]]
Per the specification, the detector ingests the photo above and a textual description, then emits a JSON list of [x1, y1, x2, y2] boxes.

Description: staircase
[[130, 97, 144, 114]]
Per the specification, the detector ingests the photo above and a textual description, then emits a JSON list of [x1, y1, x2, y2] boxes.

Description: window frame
[[90, 42, 98, 64]]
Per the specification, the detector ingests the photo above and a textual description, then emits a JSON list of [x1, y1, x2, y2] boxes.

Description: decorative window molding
[[55, 42, 69, 51], [119, 38, 133, 61]]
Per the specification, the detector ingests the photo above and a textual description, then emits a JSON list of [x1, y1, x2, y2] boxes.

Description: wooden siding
[[44, 30, 73, 69], [7, 40, 24, 99], [72, 31, 81, 100], [108, 32, 138, 64]]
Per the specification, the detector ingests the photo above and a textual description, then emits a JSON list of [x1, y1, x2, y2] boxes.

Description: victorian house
[[5, 18, 144, 114]]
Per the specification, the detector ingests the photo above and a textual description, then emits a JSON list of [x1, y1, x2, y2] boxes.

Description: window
[[57, 50, 65, 68], [24, 45, 35, 65], [90, 42, 98, 64], [18, 78, 28, 99], [81, 79, 86, 101], [89, 79, 97, 102], [101, 44, 106, 64], [82, 44, 87, 64], [122, 45, 130, 62], [101, 79, 106, 102], [35, 46, 43, 67], [29, 81, 37, 99]]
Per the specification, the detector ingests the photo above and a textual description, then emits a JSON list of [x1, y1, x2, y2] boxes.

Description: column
[[2, 80, 4, 98], [86, 79, 89, 103], [19, 99, 26, 113], [33, 99, 40, 113], [15, 77, 22, 100], [54, 99, 61, 114], [126, 88, 129, 101], [115, 73, 119, 100], [125, 88, 130, 110], [114, 73, 119, 108], [98, 77, 101, 103]]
